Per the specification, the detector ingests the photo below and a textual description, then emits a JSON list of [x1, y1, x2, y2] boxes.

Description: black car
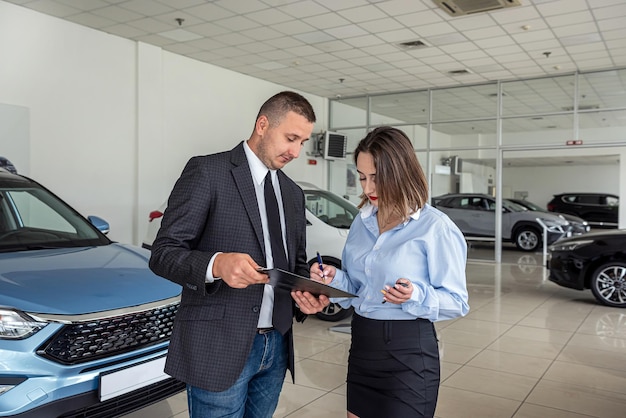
[[508, 198, 590, 235], [547, 193, 619, 228], [548, 229, 626, 307]]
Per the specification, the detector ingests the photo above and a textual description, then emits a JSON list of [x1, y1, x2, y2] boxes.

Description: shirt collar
[[360, 203, 421, 224], [244, 140, 274, 186]]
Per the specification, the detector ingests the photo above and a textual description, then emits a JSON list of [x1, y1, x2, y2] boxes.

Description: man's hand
[[212, 253, 270, 288], [291, 291, 330, 314]]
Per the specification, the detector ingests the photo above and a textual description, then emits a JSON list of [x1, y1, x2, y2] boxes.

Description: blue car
[[0, 169, 183, 417]]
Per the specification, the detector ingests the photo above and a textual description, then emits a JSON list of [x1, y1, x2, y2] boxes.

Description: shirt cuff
[[205, 252, 222, 283]]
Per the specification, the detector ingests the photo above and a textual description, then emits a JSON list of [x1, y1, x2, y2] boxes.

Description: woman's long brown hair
[[354, 126, 429, 226]]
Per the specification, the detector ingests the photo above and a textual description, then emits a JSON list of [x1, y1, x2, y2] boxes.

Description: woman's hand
[[381, 278, 413, 304], [310, 262, 336, 284]]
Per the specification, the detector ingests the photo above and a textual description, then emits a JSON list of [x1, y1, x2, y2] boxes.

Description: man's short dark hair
[[257, 91, 316, 126]]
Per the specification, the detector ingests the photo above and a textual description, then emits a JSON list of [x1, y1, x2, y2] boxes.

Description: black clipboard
[[259, 268, 356, 298]]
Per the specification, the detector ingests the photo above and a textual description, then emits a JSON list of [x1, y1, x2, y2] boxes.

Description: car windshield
[[304, 190, 358, 229], [0, 186, 109, 252], [503, 200, 526, 212], [515, 200, 542, 211]]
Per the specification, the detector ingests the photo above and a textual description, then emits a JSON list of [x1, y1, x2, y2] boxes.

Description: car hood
[[554, 212, 586, 224], [556, 229, 626, 244], [0, 244, 181, 315], [529, 212, 569, 225]]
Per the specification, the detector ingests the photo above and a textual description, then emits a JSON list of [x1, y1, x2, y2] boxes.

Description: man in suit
[[149, 91, 330, 417]]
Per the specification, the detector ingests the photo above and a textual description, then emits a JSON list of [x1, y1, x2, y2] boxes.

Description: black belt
[[257, 327, 275, 334]]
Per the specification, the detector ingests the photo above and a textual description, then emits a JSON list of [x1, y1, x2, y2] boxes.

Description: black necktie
[[264, 172, 292, 334]]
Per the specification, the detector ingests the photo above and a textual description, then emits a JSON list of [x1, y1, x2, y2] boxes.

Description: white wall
[[0, 2, 328, 245], [0, 103, 29, 174], [503, 162, 621, 208]]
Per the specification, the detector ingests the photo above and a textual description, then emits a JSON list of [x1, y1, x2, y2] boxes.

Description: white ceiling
[[6, 0, 626, 100], [7, 0, 626, 169]]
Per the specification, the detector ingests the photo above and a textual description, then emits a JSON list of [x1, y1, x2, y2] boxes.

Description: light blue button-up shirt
[[332, 203, 469, 321]]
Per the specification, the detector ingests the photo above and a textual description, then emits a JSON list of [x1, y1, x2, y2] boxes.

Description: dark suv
[[547, 193, 619, 228]]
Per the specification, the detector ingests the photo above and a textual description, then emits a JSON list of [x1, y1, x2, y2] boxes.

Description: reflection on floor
[[122, 254, 626, 418]]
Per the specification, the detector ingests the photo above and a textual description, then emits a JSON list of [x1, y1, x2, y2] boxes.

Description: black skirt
[[347, 314, 440, 418]]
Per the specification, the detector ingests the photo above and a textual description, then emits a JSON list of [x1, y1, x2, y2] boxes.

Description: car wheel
[[514, 227, 540, 252], [308, 259, 354, 322], [316, 302, 354, 322], [590, 261, 626, 308]]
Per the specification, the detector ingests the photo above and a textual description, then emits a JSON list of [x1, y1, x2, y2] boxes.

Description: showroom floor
[[122, 247, 626, 418]]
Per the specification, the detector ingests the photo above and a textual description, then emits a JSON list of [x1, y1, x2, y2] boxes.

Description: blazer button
[[252, 306, 260, 313]]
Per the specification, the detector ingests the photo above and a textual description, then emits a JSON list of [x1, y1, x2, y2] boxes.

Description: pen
[[381, 281, 409, 303], [316, 252, 326, 282]]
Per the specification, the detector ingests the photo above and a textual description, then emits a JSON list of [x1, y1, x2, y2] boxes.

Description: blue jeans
[[187, 330, 288, 418]]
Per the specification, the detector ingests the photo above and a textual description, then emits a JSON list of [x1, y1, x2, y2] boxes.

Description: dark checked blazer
[[149, 141, 309, 392]]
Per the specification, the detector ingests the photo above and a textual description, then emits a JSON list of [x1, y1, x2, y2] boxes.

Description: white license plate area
[[99, 356, 169, 401]]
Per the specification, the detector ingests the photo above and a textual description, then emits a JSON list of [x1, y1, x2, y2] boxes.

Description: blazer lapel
[[277, 172, 298, 270], [230, 143, 265, 254]]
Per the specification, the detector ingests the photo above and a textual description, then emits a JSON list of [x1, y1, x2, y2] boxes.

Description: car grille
[[58, 377, 185, 418], [37, 303, 178, 365]]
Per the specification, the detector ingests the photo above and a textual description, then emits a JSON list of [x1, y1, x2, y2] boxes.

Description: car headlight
[[538, 217, 567, 231], [0, 378, 27, 396], [549, 239, 594, 252], [0, 309, 47, 339], [0, 385, 13, 396]]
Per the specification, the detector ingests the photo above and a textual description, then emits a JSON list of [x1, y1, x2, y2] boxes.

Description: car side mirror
[[88, 216, 110, 235]]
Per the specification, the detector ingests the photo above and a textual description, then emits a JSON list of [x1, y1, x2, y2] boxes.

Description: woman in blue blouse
[[312, 126, 469, 418]]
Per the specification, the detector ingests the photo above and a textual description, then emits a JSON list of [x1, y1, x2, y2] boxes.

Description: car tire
[[590, 261, 626, 308], [308, 259, 354, 322], [316, 301, 354, 322], [514, 226, 540, 252]]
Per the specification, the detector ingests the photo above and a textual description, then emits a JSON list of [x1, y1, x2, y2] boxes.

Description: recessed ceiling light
[[158, 29, 203, 42], [254, 62, 287, 70]]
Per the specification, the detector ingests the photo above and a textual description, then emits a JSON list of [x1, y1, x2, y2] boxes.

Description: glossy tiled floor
[[122, 247, 626, 418]]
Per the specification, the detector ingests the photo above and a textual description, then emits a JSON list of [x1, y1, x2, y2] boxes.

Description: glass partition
[[432, 84, 496, 121], [501, 75, 575, 116], [370, 91, 428, 125], [330, 97, 367, 128], [579, 68, 626, 110], [329, 68, 626, 261], [502, 114, 574, 146], [431, 119, 496, 148], [579, 110, 626, 143]]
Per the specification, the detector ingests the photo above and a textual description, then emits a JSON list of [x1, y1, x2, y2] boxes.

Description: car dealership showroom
[[1, 0, 625, 417]]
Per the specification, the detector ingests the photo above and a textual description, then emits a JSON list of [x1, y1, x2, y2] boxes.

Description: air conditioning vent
[[448, 69, 472, 76], [433, 0, 521, 17], [397, 39, 430, 50]]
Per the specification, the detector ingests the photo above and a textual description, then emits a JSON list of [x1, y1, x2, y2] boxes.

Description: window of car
[[304, 190, 358, 229], [8, 190, 77, 233], [576, 195, 600, 205], [0, 186, 108, 250], [445, 197, 467, 209]]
